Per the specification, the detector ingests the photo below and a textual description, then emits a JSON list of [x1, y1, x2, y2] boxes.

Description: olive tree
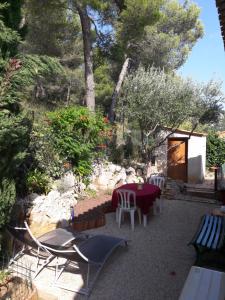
[[117, 66, 224, 168]]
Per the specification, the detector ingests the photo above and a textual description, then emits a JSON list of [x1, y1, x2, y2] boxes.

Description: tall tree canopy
[[135, 0, 204, 70], [108, 0, 203, 119], [21, 0, 205, 114], [22, 0, 81, 61]]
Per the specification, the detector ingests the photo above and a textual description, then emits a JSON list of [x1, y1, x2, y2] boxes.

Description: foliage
[[0, 6, 28, 236], [212, 111, 225, 131], [94, 62, 114, 111], [105, 0, 203, 76], [136, 0, 204, 70], [0, 55, 65, 112], [47, 106, 110, 177], [0, 111, 31, 180], [28, 123, 64, 179], [116, 0, 162, 51], [206, 132, 225, 167], [0, 55, 64, 185], [0, 178, 16, 229], [26, 170, 51, 195], [0, 2, 21, 66], [117, 66, 224, 161], [85, 188, 97, 198], [22, 0, 81, 58], [0, 269, 11, 284], [0, 60, 32, 198]]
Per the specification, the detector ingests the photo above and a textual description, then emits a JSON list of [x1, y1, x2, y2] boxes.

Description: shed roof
[[163, 127, 207, 137], [216, 0, 225, 48]]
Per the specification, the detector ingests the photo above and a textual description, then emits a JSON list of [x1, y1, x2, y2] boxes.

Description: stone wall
[[89, 160, 145, 190], [17, 160, 148, 234]]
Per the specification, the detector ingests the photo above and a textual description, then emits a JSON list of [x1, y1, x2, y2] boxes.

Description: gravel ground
[[15, 199, 218, 300], [59, 199, 216, 300]]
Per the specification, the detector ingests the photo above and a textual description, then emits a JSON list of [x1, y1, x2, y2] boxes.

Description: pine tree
[[0, 1, 26, 230]]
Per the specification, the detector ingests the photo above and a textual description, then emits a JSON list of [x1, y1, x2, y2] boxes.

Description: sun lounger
[[189, 214, 225, 268], [7, 221, 128, 296], [7, 222, 88, 278], [46, 234, 128, 296]]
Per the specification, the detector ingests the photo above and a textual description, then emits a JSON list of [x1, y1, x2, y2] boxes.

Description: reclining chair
[[7, 221, 88, 279], [8, 221, 127, 296], [47, 234, 127, 296]]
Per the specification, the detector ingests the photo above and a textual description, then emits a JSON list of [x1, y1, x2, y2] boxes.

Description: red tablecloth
[[112, 183, 161, 215]]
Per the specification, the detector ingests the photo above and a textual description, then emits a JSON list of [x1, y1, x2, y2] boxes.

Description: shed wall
[[154, 131, 206, 183]]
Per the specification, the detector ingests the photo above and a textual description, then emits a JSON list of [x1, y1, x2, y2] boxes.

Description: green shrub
[[0, 178, 16, 229], [47, 106, 110, 177], [26, 170, 51, 194], [206, 131, 225, 167], [0, 270, 11, 284], [29, 123, 64, 179]]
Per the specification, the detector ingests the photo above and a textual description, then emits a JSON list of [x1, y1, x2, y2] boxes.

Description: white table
[[179, 266, 225, 300]]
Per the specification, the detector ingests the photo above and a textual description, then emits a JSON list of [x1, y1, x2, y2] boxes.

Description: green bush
[[0, 178, 16, 229], [47, 106, 110, 177], [26, 170, 51, 194], [29, 123, 64, 179], [206, 131, 225, 167]]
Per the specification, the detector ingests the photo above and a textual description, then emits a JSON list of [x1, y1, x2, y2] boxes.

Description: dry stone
[[23, 160, 150, 234], [126, 167, 136, 175]]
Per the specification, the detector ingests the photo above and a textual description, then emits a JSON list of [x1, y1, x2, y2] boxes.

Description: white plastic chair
[[116, 189, 141, 230], [148, 176, 165, 215]]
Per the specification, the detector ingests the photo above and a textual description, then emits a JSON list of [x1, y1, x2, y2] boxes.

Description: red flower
[[103, 117, 109, 123], [9, 58, 22, 70], [97, 144, 107, 149]]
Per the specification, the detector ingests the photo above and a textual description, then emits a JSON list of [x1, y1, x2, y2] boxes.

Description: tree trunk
[[76, 4, 95, 111], [66, 78, 71, 106], [109, 57, 130, 122]]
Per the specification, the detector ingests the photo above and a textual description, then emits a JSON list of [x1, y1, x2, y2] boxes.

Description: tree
[[117, 66, 224, 164], [21, 0, 84, 106], [24, 0, 113, 111], [109, 0, 162, 120], [0, 3, 21, 66], [74, 2, 95, 110], [0, 0, 26, 59], [71, 0, 115, 111], [133, 0, 204, 70], [0, 2, 26, 231], [22, 0, 81, 60], [108, 0, 203, 120]]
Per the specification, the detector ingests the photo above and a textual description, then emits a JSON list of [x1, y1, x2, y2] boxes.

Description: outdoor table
[[112, 183, 161, 227]]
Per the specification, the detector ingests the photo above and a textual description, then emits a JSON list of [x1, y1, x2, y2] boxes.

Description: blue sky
[[179, 0, 225, 93]]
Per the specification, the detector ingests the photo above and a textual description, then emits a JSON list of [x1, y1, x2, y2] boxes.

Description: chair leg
[[116, 208, 119, 223], [137, 209, 142, 225], [118, 208, 122, 228], [159, 198, 163, 213], [130, 210, 135, 231], [143, 215, 147, 227], [153, 200, 160, 215]]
